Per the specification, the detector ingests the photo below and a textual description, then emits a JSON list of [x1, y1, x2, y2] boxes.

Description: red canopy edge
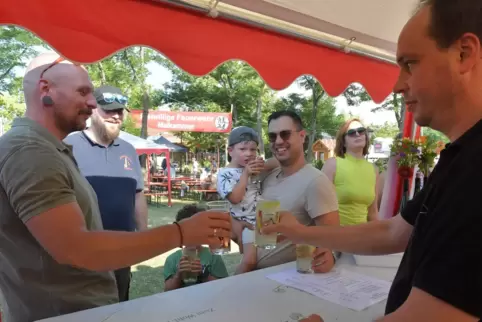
[[0, 0, 399, 103]]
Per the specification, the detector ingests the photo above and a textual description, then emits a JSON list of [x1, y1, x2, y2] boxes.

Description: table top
[[38, 254, 398, 322]]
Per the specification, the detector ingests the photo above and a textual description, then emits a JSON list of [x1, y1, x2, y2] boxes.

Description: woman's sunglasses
[[97, 92, 128, 105], [345, 127, 366, 137], [268, 130, 298, 143]]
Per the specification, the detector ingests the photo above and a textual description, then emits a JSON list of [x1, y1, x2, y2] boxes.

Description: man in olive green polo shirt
[[0, 53, 231, 322]]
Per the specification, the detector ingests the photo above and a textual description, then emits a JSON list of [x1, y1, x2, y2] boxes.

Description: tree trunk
[[231, 102, 237, 126], [394, 93, 405, 131], [256, 89, 265, 157], [98, 61, 107, 85], [225, 103, 234, 165], [138, 47, 151, 168], [306, 92, 322, 162], [139, 47, 150, 139], [140, 92, 150, 139]]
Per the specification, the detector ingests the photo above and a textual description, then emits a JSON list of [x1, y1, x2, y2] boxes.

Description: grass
[[130, 199, 242, 299]]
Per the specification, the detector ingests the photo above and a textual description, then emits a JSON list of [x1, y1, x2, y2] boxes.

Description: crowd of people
[[0, 0, 480, 321]]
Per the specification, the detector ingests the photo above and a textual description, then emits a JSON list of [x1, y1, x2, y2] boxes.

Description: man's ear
[[458, 33, 480, 74]]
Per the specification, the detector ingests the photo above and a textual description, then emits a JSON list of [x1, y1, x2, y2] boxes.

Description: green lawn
[[130, 199, 242, 299]]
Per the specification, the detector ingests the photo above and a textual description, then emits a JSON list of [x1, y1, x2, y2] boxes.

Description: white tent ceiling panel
[[263, 0, 418, 44], [177, 0, 419, 61]]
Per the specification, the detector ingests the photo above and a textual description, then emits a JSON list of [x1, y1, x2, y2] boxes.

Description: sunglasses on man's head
[[97, 92, 128, 105], [268, 130, 298, 143], [40, 57, 80, 80], [345, 127, 366, 137]]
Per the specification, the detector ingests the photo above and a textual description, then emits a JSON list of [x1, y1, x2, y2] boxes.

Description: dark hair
[[267, 110, 304, 130], [175, 204, 206, 222], [334, 118, 369, 157], [419, 0, 482, 48]]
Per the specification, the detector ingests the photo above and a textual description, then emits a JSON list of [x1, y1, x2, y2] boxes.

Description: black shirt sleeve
[[411, 171, 481, 318]]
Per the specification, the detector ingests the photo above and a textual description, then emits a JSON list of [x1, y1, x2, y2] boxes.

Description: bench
[[192, 189, 219, 201]]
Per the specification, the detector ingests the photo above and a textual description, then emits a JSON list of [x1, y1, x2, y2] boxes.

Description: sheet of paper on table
[[266, 268, 391, 311]]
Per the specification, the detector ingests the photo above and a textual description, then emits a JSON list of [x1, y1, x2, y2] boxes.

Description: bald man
[[0, 53, 231, 322]]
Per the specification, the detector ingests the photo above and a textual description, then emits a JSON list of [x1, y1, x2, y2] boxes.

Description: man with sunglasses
[[0, 53, 231, 322], [250, 110, 339, 272], [64, 85, 146, 302]]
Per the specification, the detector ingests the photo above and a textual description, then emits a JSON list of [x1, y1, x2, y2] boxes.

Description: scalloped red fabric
[[0, 0, 399, 103]]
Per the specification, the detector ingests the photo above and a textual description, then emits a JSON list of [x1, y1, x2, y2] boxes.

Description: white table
[[38, 254, 398, 322]]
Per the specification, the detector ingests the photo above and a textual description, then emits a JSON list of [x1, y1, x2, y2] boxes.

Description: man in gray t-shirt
[[257, 111, 339, 270]]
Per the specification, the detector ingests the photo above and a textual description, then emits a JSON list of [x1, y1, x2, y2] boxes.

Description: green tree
[[0, 26, 48, 93], [273, 81, 345, 161], [369, 122, 399, 139], [87, 47, 162, 139], [423, 127, 449, 144], [371, 94, 405, 130], [341, 85, 405, 131], [0, 93, 26, 133], [121, 115, 141, 137], [159, 59, 276, 157]]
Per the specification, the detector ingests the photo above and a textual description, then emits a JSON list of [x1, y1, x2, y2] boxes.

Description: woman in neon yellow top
[[322, 119, 378, 226]]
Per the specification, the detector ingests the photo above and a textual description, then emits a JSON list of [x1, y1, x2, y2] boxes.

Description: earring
[[42, 96, 54, 106]]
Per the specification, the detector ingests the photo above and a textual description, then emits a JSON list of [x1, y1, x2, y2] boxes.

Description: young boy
[[217, 126, 277, 274], [163, 204, 229, 291]]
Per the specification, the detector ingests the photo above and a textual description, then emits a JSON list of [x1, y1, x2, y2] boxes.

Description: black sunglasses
[[346, 127, 366, 137], [268, 130, 299, 143]]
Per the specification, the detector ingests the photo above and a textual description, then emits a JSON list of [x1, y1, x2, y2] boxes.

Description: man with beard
[[64, 85, 147, 302], [251, 110, 340, 272], [0, 53, 231, 322]]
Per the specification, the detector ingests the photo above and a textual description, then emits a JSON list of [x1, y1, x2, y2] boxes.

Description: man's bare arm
[[26, 202, 230, 272], [264, 214, 412, 256], [377, 288, 479, 322], [134, 192, 148, 230], [303, 215, 410, 255]]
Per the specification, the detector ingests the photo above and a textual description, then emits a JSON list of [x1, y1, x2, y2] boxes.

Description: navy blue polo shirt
[[64, 131, 144, 232]]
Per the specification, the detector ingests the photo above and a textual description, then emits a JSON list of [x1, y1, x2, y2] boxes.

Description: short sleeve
[[305, 173, 339, 219], [0, 144, 77, 223], [209, 255, 229, 278], [411, 177, 481, 317], [130, 146, 144, 192], [216, 168, 238, 199], [163, 251, 181, 281]]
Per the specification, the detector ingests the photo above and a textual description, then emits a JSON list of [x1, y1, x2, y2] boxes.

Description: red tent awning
[[0, 0, 399, 103]]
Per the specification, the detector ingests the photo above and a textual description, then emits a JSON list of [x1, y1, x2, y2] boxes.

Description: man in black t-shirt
[[262, 1, 482, 321]]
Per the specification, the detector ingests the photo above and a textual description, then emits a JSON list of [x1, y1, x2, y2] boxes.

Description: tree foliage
[[0, 27, 48, 93], [0, 27, 351, 161]]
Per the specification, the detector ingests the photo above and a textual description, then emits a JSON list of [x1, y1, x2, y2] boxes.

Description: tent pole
[[167, 152, 172, 207]]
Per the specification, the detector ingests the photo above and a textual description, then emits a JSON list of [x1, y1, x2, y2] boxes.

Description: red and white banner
[[130, 111, 232, 133]]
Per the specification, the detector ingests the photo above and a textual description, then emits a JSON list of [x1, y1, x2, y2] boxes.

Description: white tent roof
[[174, 0, 419, 62], [119, 131, 171, 154]]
